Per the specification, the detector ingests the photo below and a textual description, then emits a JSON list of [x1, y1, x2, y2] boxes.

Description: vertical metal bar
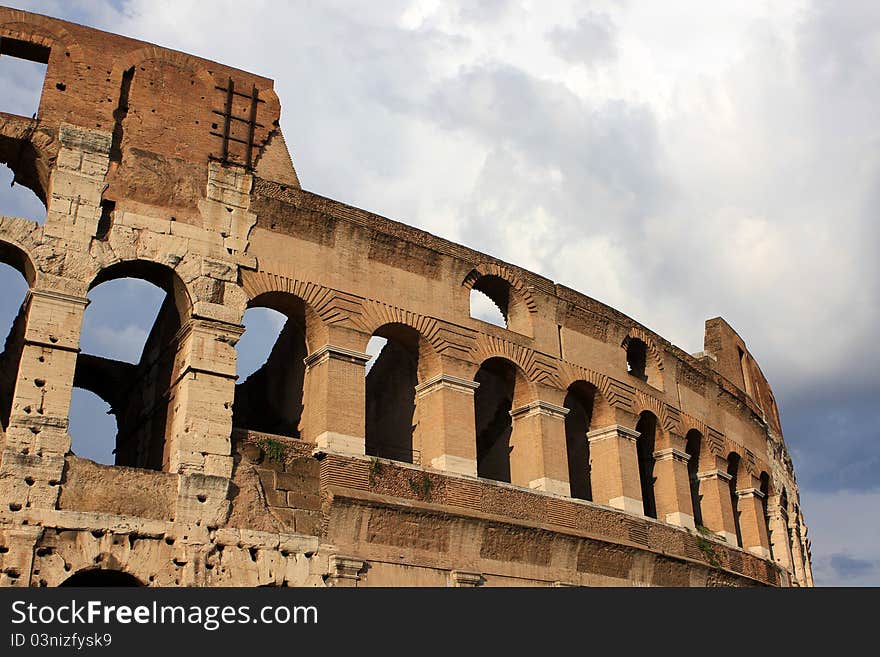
[[221, 77, 234, 162], [245, 85, 259, 169]]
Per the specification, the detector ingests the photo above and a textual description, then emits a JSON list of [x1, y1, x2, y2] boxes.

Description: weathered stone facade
[[0, 8, 812, 587]]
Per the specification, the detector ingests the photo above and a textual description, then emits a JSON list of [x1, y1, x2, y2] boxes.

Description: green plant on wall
[[262, 438, 286, 465], [692, 524, 722, 569], [408, 472, 432, 500], [369, 457, 383, 487]]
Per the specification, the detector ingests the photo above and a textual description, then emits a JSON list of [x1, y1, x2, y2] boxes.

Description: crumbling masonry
[[0, 8, 812, 587]]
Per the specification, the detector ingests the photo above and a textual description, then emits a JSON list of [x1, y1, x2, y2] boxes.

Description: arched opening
[[563, 381, 595, 501], [626, 339, 648, 381], [68, 388, 117, 465], [467, 274, 531, 335], [635, 411, 658, 519], [365, 323, 420, 464], [0, 167, 46, 223], [726, 452, 743, 547], [685, 430, 703, 527], [60, 569, 144, 587], [474, 357, 525, 483], [759, 471, 774, 560], [233, 294, 307, 439], [0, 251, 31, 432], [0, 37, 49, 118], [622, 336, 663, 389], [1, 38, 51, 220], [470, 287, 506, 328], [72, 262, 189, 471]]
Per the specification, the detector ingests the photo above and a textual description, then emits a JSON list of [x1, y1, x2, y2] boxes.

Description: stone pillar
[[736, 486, 772, 559], [508, 400, 570, 496], [789, 522, 807, 586], [587, 425, 643, 515], [44, 124, 112, 243], [166, 318, 243, 478], [697, 464, 738, 545], [652, 439, 695, 529], [0, 289, 88, 512], [0, 526, 43, 587], [414, 374, 479, 477], [303, 345, 370, 456], [767, 506, 794, 575]]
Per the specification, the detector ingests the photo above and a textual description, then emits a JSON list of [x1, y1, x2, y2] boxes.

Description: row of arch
[[0, 241, 809, 583]]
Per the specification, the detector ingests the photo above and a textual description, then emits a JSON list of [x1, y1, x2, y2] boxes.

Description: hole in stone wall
[[470, 287, 506, 328], [71, 276, 174, 470], [0, 38, 49, 117], [626, 339, 648, 381], [68, 388, 117, 465], [234, 299, 305, 439], [0, 261, 29, 430], [474, 358, 520, 483], [727, 452, 743, 547], [0, 167, 46, 223], [365, 325, 419, 464], [564, 381, 595, 501], [686, 429, 703, 527], [635, 411, 658, 519]]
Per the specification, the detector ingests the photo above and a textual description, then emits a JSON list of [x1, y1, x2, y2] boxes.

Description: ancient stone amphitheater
[[0, 8, 812, 587]]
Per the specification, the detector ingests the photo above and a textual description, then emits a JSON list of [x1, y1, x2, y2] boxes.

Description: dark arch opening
[[0, 258, 30, 431], [727, 452, 743, 547], [759, 471, 773, 560], [73, 267, 184, 471], [635, 411, 657, 519], [626, 338, 648, 381], [365, 323, 420, 464], [474, 357, 520, 483], [60, 569, 144, 587], [233, 294, 307, 439], [685, 429, 703, 527], [468, 274, 531, 334], [564, 381, 595, 501]]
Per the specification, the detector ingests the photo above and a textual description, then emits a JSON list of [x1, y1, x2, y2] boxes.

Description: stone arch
[[563, 380, 602, 501], [232, 291, 320, 439], [110, 45, 214, 87], [464, 264, 535, 335], [635, 410, 659, 519], [621, 329, 664, 390], [759, 471, 774, 560], [684, 429, 704, 527], [90, 258, 193, 321], [1, 14, 83, 205], [0, 236, 35, 431], [473, 356, 532, 484], [726, 451, 747, 547], [365, 322, 431, 464], [74, 260, 192, 470], [0, 12, 87, 65], [0, 235, 37, 288], [354, 304, 443, 381], [60, 568, 144, 587]]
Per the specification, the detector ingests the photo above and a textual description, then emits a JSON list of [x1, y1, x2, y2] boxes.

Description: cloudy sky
[[1, 1, 878, 586]]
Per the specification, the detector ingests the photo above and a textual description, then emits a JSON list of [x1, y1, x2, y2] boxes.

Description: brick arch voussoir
[[0, 15, 87, 65], [463, 263, 538, 314], [621, 327, 665, 373], [111, 45, 213, 88]]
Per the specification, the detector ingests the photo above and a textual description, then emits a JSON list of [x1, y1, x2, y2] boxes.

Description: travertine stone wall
[[0, 7, 811, 587]]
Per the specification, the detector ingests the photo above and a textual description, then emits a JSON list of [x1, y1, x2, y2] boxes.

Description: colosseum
[[0, 7, 812, 587]]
